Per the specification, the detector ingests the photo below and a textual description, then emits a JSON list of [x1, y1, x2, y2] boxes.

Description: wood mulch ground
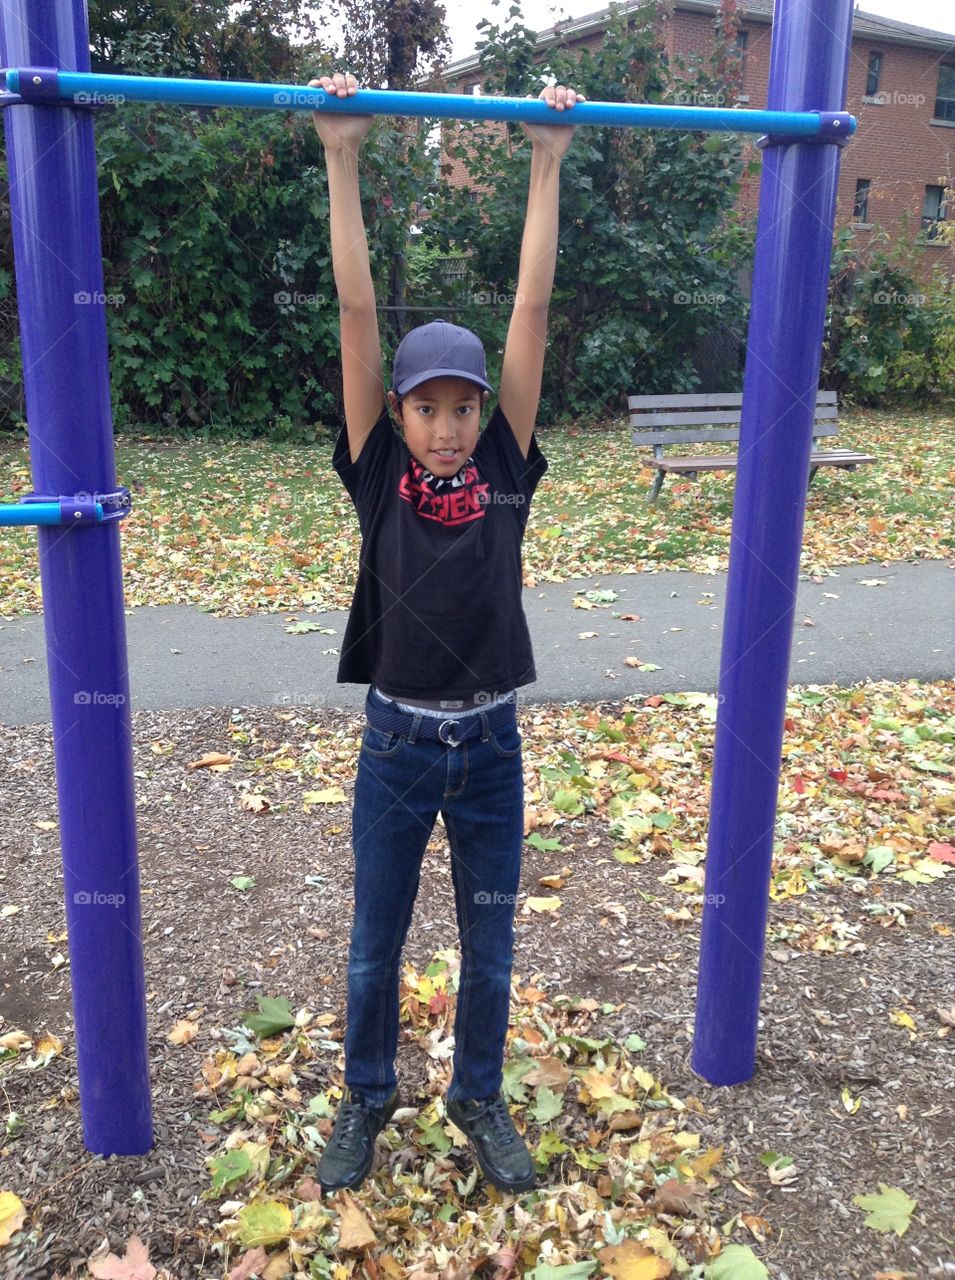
[[0, 704, 953, 1279]]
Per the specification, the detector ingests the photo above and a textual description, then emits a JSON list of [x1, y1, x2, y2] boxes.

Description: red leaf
[[928, 842, 955, 864], [228, 1249, 270, 1280], [829, 769, 848, 783], [792, 774, 805, 794], [784, 717, 795, 732]]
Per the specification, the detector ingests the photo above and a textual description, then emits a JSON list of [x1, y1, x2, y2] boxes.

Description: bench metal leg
[[649, 469, 666, 504], [807, 466, 819, 486]]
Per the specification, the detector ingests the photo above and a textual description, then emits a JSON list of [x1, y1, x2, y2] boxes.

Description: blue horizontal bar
[[0, 501, 105, 526], [0, 501, 63, 525], [4, 69, 855, 137]]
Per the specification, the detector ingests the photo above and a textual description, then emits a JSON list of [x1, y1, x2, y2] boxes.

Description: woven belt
[[364, 687, 516, 747]]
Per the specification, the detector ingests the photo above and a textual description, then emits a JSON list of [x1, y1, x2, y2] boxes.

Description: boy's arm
[[498, 85, 582, 460], [310, 73, 385, 464]]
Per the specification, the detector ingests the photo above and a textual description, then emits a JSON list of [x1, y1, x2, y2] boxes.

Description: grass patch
[[0, 406, 951, 617]]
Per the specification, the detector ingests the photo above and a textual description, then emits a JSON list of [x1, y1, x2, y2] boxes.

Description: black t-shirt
[[332, 401, 548, 699]]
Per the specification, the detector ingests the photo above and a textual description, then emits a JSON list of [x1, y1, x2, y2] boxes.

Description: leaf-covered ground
[[1, 679, 952, 1279], [0, 408, 952, 619]]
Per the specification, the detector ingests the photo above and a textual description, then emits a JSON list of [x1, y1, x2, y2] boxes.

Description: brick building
[[436, 0, 954, 272]]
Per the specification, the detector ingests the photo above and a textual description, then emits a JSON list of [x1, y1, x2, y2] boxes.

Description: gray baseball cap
[[392, 319, 493, 397]]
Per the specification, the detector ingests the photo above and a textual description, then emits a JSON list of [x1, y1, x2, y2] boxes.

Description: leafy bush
[[431, 0, 755, 422], [0, 14, 437, 439], [823, 226, 955, 403]]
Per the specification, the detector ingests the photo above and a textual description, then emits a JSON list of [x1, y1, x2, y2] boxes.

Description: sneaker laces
[[478, 1094, 519, 1147], [333, 1097, 369, 1148]]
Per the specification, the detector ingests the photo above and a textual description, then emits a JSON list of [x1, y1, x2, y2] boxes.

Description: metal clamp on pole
[[0, 486, 132, 526], [0, 65, 115, 112], [756, 109, 854, 149]]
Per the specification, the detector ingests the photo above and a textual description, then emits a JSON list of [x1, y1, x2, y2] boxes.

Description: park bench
[[628, 390, 876, 504]]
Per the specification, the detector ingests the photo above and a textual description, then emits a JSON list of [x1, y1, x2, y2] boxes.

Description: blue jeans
[[343, 687, 524, 1106]]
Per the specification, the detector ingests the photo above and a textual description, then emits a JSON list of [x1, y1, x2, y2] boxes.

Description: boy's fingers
[[539, 84, 584, 111]]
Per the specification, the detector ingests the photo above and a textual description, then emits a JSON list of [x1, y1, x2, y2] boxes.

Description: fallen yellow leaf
[[889, 1009, 916, 1033], [0, 1191, 26, 1246], [0, 1031, 32, 1053], [335, 1190, 376, 1249], [524, 896, 561, 913], [33, 1033, 63, 1059], [598, 1239, 671, 1279], [187, 752, 233, 770], [303, 787, 348, 806], [239, 793, 271, 814], [168, 1020, 199, 1045]]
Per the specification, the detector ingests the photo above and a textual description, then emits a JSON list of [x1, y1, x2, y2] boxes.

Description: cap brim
[[394, 368, 493, 396]]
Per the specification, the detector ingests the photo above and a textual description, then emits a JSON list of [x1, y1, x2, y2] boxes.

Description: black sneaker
[[446, 1092, 537, 1193], [316, 1086, 400, 1191]]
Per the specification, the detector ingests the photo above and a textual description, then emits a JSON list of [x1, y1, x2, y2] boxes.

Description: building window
[[922, 184, 947, 239], [853, 178, 871, 223], [935, 63, 955, 122], [865, 51, 883, 98]]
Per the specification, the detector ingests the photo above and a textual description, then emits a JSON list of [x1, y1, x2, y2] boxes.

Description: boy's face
[[388, 375, 489, 475]]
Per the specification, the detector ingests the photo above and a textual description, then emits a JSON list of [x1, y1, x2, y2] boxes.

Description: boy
[[309, 69, 581, 1194]]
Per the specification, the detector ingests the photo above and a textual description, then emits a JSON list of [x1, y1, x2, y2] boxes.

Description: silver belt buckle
[[438, 718, 461, 747]]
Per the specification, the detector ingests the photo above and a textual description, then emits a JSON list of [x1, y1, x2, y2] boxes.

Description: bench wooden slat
[[631, 407, 838, 430], [655, 449, 875, 474], [628, 390, 837, 409], [632, 421, 839, 446]]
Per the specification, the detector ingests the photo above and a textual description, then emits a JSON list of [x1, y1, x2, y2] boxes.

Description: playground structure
[[0, 0, 856, 1156]]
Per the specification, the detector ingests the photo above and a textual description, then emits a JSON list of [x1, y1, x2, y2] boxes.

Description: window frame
[[935, 63, 955, 122], [921, 183, 947, 239], [852, 178, 872, 224], [865, 51, 883, 99]]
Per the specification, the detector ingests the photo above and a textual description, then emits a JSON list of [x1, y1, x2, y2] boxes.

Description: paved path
[[0, 560, 951, 727]]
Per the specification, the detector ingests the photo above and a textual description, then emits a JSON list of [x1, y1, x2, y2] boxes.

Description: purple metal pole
[[0, 3, 152, 1148], [692, 0, 854, 1084]]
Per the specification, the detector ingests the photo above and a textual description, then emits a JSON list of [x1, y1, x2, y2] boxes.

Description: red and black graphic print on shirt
[[398, 454, 491, 527]]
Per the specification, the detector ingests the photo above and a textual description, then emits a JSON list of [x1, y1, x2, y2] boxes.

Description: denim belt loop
[[407, 710, 422, 745], [479, 708, 489, 741]]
